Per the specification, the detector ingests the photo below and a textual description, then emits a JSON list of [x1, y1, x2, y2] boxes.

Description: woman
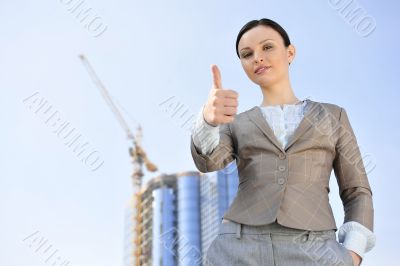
[[190, 18, 375, 265]]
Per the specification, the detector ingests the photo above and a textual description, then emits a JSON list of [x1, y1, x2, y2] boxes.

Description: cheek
[[272, 52, 288, 66], [241, 61, 253, 77]]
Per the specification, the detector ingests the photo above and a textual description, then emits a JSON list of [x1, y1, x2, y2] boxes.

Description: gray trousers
[[204, 219, 354, 266]]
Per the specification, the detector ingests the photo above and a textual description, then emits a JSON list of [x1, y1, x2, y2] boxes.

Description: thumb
[[211, 64, 223, 89]]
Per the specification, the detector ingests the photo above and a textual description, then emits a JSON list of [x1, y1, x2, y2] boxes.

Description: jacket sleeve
[[191, 104, 221, 155], [190, 104, 235, 173], [333, 107, 374, 232]]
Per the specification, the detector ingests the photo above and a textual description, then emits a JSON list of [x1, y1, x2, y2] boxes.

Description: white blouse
[[259, 99, 308, 150], [191, 98, 376, 260]]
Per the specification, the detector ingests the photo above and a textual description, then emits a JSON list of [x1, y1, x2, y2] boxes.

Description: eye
[[264, 45, 272, 50], [241, 52, 252, 58]]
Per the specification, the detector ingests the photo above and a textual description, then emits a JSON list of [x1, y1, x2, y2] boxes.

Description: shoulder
[[239, 105, 259, 116], [222, 106, 259, 133], [233, 106, 259, 123], [308, 99, 345, 120]]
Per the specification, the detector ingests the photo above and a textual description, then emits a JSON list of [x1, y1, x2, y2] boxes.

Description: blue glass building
[[177, 172, 202, 266], [124, 164, 239, 266]]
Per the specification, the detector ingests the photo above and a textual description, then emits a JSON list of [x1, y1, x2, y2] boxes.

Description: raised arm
[[190, 65, 239, 173]]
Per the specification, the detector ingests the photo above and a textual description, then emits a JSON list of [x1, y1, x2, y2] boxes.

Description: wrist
[[202, 105, 218, 127]]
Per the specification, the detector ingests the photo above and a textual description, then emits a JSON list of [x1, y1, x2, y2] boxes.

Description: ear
[[287, 44, 296, 65]]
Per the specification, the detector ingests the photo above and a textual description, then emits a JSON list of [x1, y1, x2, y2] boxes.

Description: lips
[[255, 66, 271, 74]]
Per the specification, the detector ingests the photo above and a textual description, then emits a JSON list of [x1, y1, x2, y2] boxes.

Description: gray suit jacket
[[190, 99, 374, 231]]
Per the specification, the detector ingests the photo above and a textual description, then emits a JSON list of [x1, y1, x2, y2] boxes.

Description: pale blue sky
[[1, 0, 399, 265]]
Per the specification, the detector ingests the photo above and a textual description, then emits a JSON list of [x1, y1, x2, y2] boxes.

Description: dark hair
[[235, 18, 291, 58]]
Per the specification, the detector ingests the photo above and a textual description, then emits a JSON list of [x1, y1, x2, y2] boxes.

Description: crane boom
[[79, 54, 135, 141], [78, 54, 158, 177]]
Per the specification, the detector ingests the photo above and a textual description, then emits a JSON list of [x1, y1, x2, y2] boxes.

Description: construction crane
[[79, 54, 158, 187]]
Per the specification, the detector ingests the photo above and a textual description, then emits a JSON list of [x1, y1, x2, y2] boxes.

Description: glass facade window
[[177, 175, 202, 266], [152, 188, 176, 266]]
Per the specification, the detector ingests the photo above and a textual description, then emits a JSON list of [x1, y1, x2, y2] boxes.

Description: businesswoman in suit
[[191, 18, 375, 266]]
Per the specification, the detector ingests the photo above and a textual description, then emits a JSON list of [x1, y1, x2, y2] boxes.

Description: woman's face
[[237, 25, 295, 88]]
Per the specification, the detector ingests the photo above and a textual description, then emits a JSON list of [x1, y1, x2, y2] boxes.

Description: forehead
[[238, 25, 283, 50]]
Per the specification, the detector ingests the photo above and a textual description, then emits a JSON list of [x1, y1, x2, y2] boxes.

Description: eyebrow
[[239, 39, 274, 52]]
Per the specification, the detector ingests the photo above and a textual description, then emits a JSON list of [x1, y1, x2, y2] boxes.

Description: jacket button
[[279, 153, 286, 159], [278, 165, 286, 171], [278, 178, 285, 184]]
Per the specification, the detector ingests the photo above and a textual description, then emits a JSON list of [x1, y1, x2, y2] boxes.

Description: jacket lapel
[[284, 100, 322, 151], [247, 99, 323, 153], [247, 106, 285, 152]]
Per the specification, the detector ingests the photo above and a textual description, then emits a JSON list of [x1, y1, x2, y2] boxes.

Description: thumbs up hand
[[203, 65, 239, 127]]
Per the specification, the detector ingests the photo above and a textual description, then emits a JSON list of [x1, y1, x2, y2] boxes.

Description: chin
[[253, 77, 274, 87]]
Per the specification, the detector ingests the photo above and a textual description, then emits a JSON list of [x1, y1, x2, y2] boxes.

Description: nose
[[254, 50, 264, 64]]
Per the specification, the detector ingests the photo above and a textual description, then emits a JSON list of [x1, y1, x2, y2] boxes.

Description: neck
[[259, 78, 299, 107]]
